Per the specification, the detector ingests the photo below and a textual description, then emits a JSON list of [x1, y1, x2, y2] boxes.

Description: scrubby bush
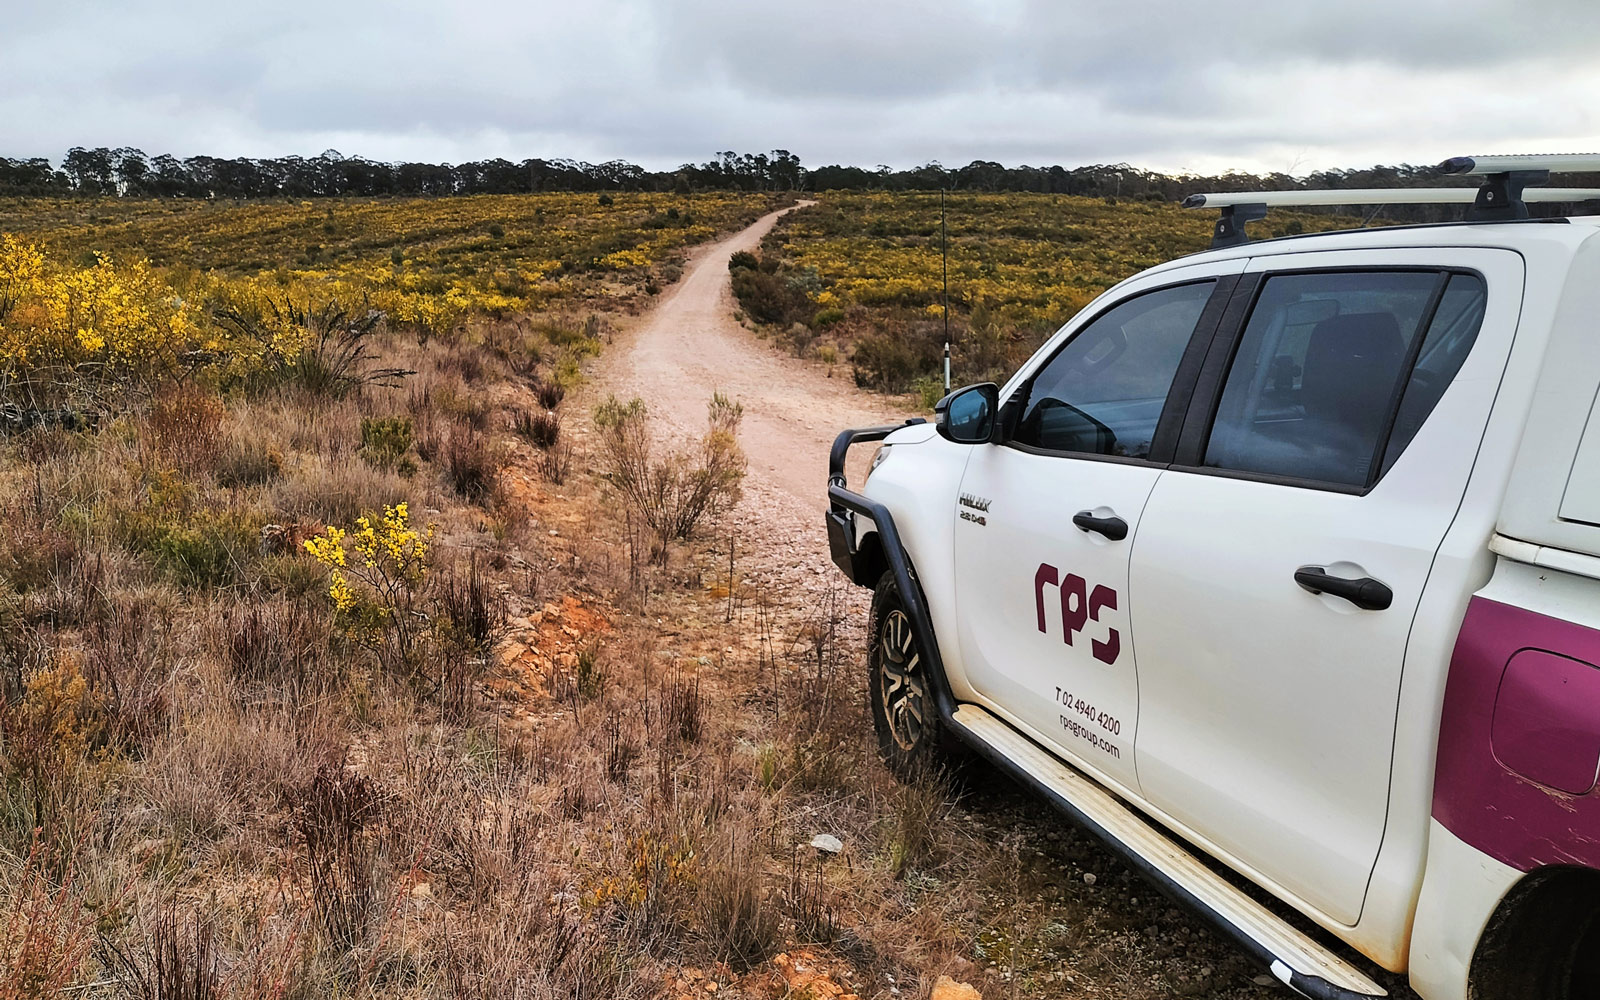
[[116, 471, 260, 588], [592, 393, 745, 555], [782, 322, 818, 357], [150, 510, 260, 589], [537, 315, 605, 352], [531, 378, 565, 411], [914, 374, 947, 410], [358, 415, 416, 474], [813, 306, 845, 328], [850, 325, 944, 393], [1, 655, 104, 793], [730, 266, 813, 327]]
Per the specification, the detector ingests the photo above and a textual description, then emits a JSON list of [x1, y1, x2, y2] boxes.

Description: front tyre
[[868, 571, 953, 780]]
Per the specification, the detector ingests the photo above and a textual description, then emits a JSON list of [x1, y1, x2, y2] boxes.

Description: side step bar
[[949, 705, 1387, 1000]]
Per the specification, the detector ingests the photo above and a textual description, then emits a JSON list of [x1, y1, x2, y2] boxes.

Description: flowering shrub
[[0, 236, 197, 384], [599, 249, 651, 270], [304, 503, 436, 671]]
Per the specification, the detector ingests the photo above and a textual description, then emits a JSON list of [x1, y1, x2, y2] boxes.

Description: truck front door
[[953, 263, 1241, 793]]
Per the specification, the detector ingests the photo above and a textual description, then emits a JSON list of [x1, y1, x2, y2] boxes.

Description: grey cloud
[[1, 0, 1597, 175]]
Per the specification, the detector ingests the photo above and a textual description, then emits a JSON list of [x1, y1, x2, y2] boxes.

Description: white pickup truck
[[825, 155, 1600, 1000]]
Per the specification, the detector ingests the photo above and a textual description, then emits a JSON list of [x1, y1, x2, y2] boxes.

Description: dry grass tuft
[[213, 422, 285, 488], [512, 407, 561, 450], [272, 453, 410, 526], [99, 906, 220, 1000], [222, 597, 328, 691], [432, 558, 507, 723], [147, 382, 225, 475], [297, 766, 389, 955], [443, 427, 504, 502], [531, 378, 565, 411], [696, 831, 782, 971], [538, 438, 574, 485], [659, 668, 703, 745], [0, 836, 95, 999]]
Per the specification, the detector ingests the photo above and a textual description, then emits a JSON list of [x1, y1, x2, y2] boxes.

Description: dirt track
[[598, 201, 897, 496], [590, 201, 902, 599]]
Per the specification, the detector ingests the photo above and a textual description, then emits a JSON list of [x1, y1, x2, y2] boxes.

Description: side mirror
[[935, 382, 998, 444]]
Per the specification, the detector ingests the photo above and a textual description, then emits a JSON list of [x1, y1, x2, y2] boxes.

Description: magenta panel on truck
[[1434, 596, 1600, 870]]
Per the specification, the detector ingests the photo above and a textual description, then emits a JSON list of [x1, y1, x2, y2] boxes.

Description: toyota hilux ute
[[825, 154, 1600, 1000]]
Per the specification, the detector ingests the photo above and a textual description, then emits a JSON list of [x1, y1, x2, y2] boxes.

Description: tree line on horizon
[[4, 146, 1596, 226], [0, 145, 1495, 202]]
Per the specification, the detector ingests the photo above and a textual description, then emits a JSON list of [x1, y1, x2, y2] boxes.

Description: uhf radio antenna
[[941, 189, 950, 391]]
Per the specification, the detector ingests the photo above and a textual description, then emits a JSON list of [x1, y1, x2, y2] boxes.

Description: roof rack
[[1185, 152, 1600, 248], [1437, 153, 1600, 224], [1183, 188, 1600, 209], [1438, 153, 1600, 175]]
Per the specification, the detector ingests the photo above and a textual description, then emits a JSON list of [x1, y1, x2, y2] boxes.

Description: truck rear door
[[1129, 248, 1523, 926]]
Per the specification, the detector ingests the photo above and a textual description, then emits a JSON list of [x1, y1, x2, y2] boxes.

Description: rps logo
[[1034, 563, 1120, 665]]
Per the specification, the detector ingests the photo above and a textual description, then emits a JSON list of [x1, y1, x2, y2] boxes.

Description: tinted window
[[1204, 270, 1472, 487], [1011, 281, 1214, 458], [1381, 274, 1487, 474]]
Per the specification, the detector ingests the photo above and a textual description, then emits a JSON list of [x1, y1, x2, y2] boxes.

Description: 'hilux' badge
[[959, 493, 990, 526]]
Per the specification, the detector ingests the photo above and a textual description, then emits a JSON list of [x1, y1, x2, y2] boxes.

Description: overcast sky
[[4, 0, 1598, 177]]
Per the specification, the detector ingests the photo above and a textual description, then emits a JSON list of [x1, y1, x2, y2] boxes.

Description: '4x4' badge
[[1034, 563, 1120, 665]]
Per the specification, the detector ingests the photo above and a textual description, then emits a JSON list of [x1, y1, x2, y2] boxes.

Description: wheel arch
[[1467, 865, 1600, 999], [850, 528, 889, 590]]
